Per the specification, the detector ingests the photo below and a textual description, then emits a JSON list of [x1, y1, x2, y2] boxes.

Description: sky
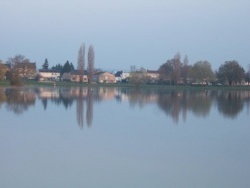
[[0, 0, 250, 71]]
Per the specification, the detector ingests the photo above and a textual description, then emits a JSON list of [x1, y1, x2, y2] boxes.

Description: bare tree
[[87, 45, 95, 84], [182, 55, 189, 85], [7, 54, 26, 67], [77, 43, 85, 83], [172, 52, 181, 84]]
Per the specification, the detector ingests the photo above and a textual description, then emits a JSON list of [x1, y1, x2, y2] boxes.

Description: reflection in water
[[86, 88, 93, 127], [217, 91, 244, 118], [0, 87, 250, 126], [4, 88, 36, 114], [76, 87, 84, 128]]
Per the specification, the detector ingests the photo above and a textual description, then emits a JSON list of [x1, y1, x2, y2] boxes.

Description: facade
[[115, 71, 130, 83], [146, 70, 160, 83], [38, 69, 60, 81], [93, 72, 116, 83], [61, 70, 88, 82]]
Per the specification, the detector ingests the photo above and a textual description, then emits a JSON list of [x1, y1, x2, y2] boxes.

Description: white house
[[38, 69, 60, 81]]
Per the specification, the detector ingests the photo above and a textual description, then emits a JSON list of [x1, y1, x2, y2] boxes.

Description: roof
[[94, 71, 114, 76], [39, 69, 61, 73], [146, 70, 159, 74], [70, 70, 88, 75]]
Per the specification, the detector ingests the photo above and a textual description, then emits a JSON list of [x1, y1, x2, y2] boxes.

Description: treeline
[[41, 58, 75, 74], [157, 53, 250, 86]]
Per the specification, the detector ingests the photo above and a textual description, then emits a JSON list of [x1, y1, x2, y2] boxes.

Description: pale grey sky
[[0, 0, 250, 71]]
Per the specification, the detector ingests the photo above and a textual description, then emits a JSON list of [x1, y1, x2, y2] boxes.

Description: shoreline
[[1, 80, 250, 91]]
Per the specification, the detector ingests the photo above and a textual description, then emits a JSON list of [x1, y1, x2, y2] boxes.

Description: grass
[[1, 80, 250, 91]]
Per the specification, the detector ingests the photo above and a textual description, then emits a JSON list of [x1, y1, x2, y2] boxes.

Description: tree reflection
[[0, 88, 7, 108], [4, 88, 36, 114], [76, 87, 84, 128], [1, 87, 249, 126], [189, 91, 213, 117], [217, 91, 244, 118], [86, 87, 94, 127]]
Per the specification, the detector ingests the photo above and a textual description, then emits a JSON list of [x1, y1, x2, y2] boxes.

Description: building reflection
[[0, 87, 250, 127]]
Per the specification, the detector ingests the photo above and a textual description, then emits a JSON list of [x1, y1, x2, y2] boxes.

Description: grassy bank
[[1, 80, 250, 90]]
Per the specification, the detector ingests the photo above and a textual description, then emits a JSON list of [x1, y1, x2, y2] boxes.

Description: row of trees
[[158, 53, 250, 86], [77, 43, 95, 84], [41, 58, 75, 75]]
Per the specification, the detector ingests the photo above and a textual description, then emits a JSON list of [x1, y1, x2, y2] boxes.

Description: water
[[0, 87, 250, 188]]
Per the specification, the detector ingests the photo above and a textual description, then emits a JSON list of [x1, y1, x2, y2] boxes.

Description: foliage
[[191, 61, 215, 84], [158, 60, 174, 84], [87, 45, 95, 84], [0, 60, 7, 80], [51, 63, 63, 71], [61, 61, 74, 74], [9, 69, 22, 86], [129, 67, 148, 88], [42, 58, 49, 69], [217, 60, 245, 85], [7, 55, 28, 67], [182, 55, 189, 85], [158, 53, 181, 85], [245, 65, 250, 85]]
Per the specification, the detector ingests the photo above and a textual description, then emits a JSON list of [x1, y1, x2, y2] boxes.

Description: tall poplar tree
[[87, 45, 95, 84], [77, 43, 85, 83]]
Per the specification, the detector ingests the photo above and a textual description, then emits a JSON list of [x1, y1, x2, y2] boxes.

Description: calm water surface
[[0, 87, 250, 188]]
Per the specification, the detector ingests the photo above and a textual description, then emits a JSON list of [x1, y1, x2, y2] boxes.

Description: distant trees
[[77, 43, 85, 83], [158, 53, 249, 86], [182, 55, 189, 85], [191, 61, 215, 84], [6, 54, 36, 86], [7, 55, 28, 67], [42, 58, 49, 70], [158, 60, 174, 84], [87, 45, 95, 84], [245, 65, 250, 85], [129, 66, 148, 87], [51, 64, 63, 71], [61, 61, 74, 74], [158, 53, 186, 85], [217, 60, 245, 85], [9, 69, 22, 86]]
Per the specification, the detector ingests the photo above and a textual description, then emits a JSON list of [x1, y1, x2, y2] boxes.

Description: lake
[[0, 86, 250, 188]]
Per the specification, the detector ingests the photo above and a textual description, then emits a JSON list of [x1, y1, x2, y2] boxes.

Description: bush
[[9, 70, 22, 86]]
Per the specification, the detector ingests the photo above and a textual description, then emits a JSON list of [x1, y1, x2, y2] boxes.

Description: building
[[115, 71, 130, 83], [61, 70, 88, 82], [38, 69, 61, 81], [93, 72, 116, 83], [146, 70, 160, 83]]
